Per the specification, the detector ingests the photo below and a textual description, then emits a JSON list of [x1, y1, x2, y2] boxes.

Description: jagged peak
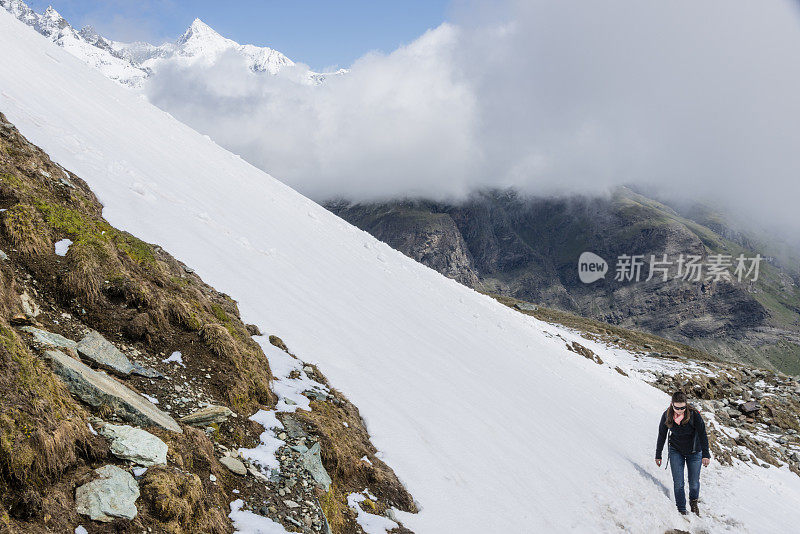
[[189, 17, 211, 31], [34, 4, 70, 35], [1, 0, 31, 10], [177, 17, 223, 44], [0, 0, 37, 23], [42, 4, 63, 20]]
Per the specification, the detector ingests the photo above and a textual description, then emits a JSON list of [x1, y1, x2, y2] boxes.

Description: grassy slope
[[618, 190, 800, 326], [614, 190, 800, 371]]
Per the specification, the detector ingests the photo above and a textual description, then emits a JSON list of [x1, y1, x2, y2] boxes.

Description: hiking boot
[[690, 499, 700, 516], [679, 509, 688, 516]]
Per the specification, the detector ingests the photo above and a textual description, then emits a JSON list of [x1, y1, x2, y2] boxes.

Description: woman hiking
[[655, 391, 711, 516]]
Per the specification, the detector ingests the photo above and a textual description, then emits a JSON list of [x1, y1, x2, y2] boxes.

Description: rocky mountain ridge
[[326, 190, 800, 375]]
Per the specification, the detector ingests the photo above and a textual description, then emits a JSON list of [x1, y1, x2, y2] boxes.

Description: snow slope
[[1, 10, 798, 533], [0, 0, 148, 88]]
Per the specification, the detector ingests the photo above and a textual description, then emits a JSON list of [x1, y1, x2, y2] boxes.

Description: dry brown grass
[[566, 341, 604, 364], [761, 396, 800, 432], [0, 318, 106, 522], [318, 482, 348, 533], [201, 322, 238, 358], [269, 335, 290, 353], [1, 203, 51, 256], [166, 297, 201, 331], [140, 466, 229, 534], [0, 505, 14, 533], [62, 241, 105, 304], [141, 427, 231, 533], [199, 322, 274, 411], [296, 398, 416, 514]]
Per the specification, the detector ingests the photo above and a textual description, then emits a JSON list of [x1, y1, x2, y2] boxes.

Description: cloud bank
[[144, 0, 800, 233]]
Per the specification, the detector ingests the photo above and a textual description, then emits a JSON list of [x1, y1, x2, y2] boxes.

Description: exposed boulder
[[20, 291, 40, 317], [75, 465, 140, 522], [42, 349, 182, 433], [130, 361, 164, 379], [179, 404, 233, 427], [75, 330, 162, 378], [20, 325, 77, 351], [219, 456, 247, 476], [98, 423, 168, 467], [739, 401, 762, 415], [76, 329, 137, 375], [299, 442, 331, 491]]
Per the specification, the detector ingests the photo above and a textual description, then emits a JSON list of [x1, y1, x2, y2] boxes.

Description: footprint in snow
[[130, 182, 147, 196]]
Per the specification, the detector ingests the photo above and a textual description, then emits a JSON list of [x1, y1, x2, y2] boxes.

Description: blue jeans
[[669, 446, 702, 512]]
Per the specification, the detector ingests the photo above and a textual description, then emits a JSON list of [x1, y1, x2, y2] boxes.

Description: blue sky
[[28, 0, 451, 70]]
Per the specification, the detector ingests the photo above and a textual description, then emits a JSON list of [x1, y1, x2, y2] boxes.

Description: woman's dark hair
[[666, 391, 693, 428]]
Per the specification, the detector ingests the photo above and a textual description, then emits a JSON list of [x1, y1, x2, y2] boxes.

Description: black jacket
[[655, 407, 710, 459]]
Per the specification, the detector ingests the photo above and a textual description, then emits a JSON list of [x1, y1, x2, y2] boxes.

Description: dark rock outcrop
[[326, 189, 800, 374]]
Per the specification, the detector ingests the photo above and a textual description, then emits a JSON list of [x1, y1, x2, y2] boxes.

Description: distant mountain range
[[0, 0, 346, 88], [327, 188, 800, 375]]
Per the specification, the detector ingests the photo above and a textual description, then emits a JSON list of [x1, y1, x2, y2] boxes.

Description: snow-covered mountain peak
[[177, 17, 226, 47], [42, 5, 62, 19], [182, 17, 218, 38], [78, 25, 117, 53], [238, 43, 294, 73], [1, 0, 337, 84], [170, 17, 294, 73], [40, 6, 65, 25], [0, 0, 31, 19], [174, 17, 238, 59], [35, 5, 68, 36]]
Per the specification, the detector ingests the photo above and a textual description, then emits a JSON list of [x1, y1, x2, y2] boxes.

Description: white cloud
[[144, 0, 800, 233]]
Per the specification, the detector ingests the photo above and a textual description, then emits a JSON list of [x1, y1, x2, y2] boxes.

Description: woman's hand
[[702, 458, 710, 467], [655, 458, 661, 467]]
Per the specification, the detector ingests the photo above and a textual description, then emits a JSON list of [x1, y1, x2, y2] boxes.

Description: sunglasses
[[672, 405, 686, 411]]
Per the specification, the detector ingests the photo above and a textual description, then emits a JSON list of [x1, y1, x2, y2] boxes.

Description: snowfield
[[1, 10, 799, 533]]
